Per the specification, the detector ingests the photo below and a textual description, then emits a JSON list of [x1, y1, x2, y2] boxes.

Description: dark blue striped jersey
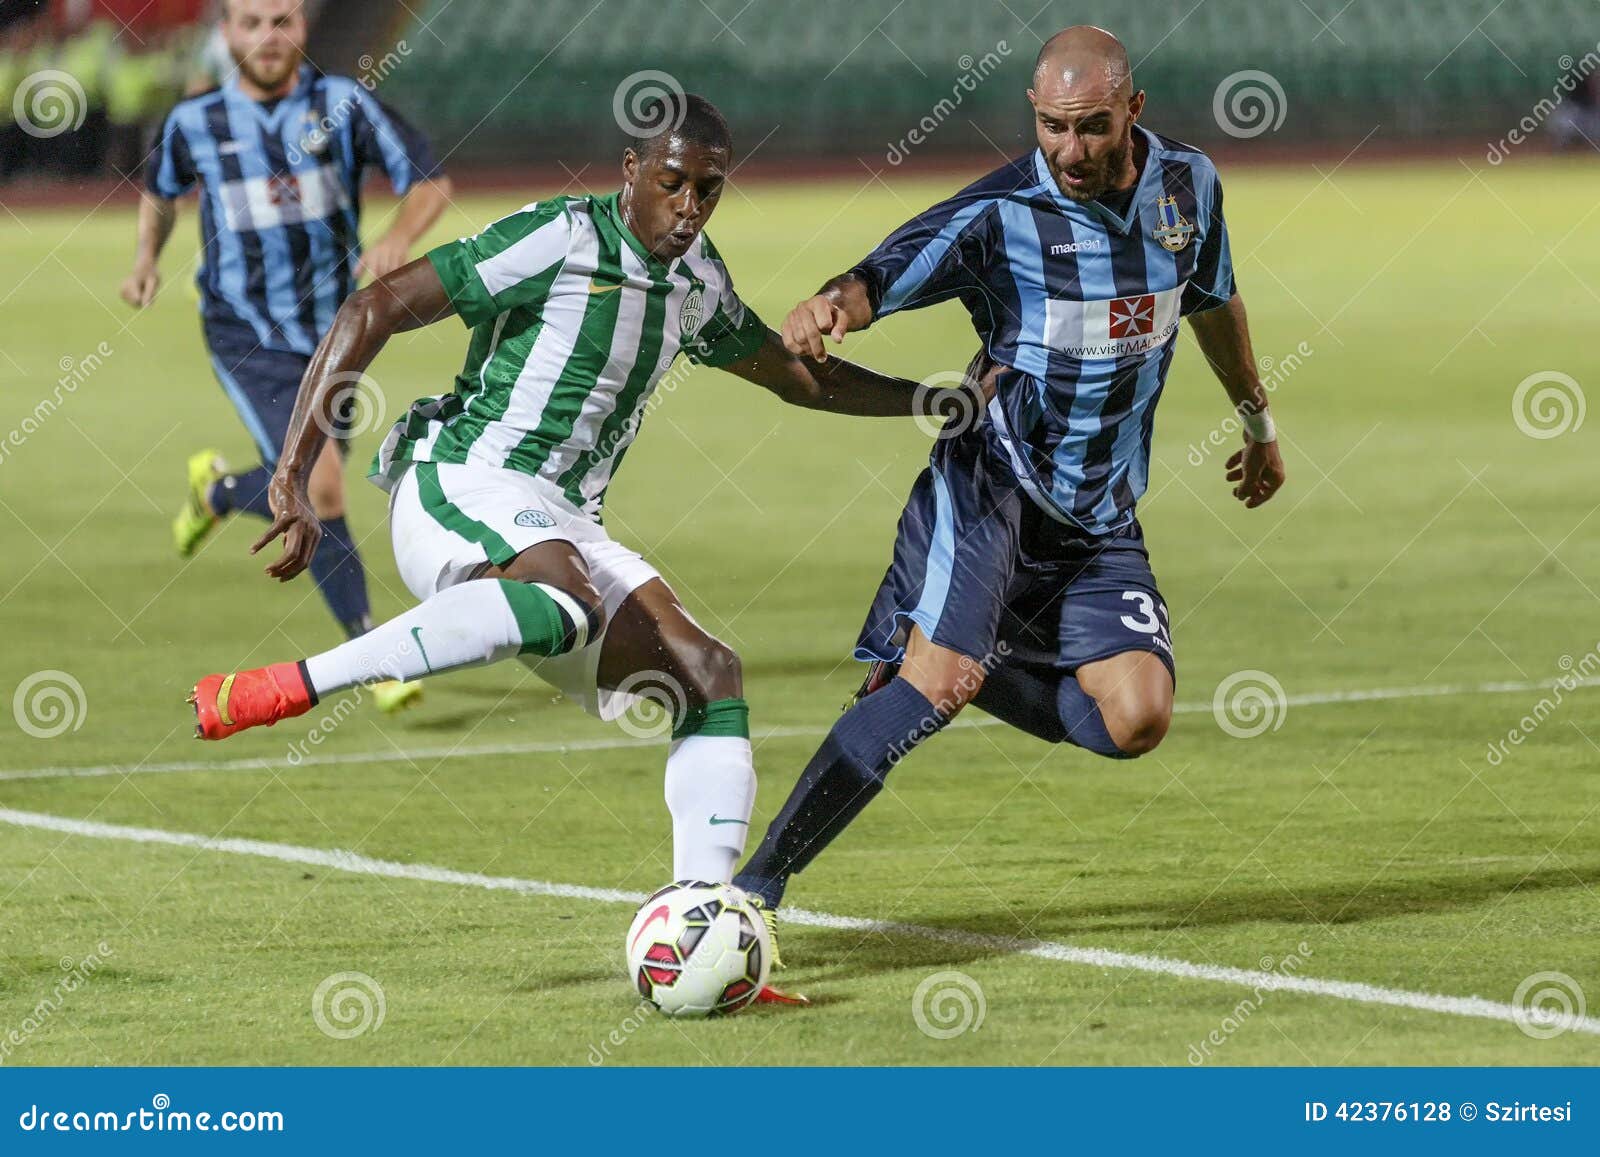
[[851, 126, 1235, 535], [147, 64, 440, 356]]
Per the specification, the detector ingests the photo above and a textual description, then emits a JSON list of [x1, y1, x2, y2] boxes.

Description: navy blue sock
[[1057, 677, 1134, 759], [308, 516, 373, 639], [735, 679, 946, 908], [971, 664, 1069, 744], [207, 466, 274, 520]]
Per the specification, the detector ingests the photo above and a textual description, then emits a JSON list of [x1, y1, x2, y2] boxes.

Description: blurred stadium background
[[3, 0, 1598, 182]]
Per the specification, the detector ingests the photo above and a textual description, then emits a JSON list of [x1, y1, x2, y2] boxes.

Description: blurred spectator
[[49, 18, 112, 174], [187, 9, 231, 94], [1550, 64, 1600, 152], [106, 29, 183, 176]]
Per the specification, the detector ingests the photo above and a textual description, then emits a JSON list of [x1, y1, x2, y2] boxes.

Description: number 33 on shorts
[[1118, 590, 1172, 654]]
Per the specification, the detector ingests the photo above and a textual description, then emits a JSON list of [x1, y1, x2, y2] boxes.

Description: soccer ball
[[624, 881, 770, 1017]]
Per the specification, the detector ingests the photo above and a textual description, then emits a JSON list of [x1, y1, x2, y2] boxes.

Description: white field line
[[1, 804, 1594, 1037], [1, 675, 1594, 785]]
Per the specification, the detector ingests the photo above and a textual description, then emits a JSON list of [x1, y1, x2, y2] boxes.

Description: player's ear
[[622, 147, 639, 186], [1128, 89, 1145, 122]]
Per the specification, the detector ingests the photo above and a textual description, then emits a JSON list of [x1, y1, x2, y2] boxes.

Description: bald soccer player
[[735, 27, 1287, 935]]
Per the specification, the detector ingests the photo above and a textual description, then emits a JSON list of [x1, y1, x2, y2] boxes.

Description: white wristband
[[1237, 406, 1276, 443]]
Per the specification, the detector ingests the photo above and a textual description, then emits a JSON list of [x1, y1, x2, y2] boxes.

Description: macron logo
[[1050, 238, 1103, 256]]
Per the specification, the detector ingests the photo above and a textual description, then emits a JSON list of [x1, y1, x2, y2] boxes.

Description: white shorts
[[387, 461, 662, 719]]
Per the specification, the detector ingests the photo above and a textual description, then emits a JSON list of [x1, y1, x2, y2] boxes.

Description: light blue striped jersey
[[851, 126, 1235, 535], [147, 64, 440, 355]]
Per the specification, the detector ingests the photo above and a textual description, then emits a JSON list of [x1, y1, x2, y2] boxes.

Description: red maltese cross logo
[[1108, 294, 1155, 338]]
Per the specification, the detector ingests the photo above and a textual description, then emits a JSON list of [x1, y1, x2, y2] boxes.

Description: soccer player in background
[[120, 0, 451, 715], [733, 27, 1288, 934], [184, 96, 965, 957]]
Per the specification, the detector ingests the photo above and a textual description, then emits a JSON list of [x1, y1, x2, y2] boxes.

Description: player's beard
[[1054, 131, 1133, 203], [234, 43, 303, 94]]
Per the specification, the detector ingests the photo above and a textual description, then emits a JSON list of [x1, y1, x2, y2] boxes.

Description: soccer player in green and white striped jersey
[[188, 94, 962, 911]]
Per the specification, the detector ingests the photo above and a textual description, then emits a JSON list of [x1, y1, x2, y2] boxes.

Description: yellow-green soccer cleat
[[747, 894, 785, 970], [173, 449, 226, 557], [371, 679, 424, 715], [747, 895, 810, 1006]]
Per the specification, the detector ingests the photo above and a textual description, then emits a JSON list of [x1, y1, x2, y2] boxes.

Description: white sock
[[302, 578, 589, 696], [664, 735, 756, 883]]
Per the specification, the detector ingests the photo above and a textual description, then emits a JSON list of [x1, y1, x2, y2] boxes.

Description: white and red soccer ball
[[624, 882, 771, 1017]]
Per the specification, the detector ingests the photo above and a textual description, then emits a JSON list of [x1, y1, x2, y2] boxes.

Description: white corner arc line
[[1, 676, 1594, 785], [1, 805, 1595, 1038]]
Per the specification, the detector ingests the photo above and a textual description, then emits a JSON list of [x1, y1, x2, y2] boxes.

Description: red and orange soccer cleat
[[189, 662, 315, 740], [755, 984, 811, 1007]]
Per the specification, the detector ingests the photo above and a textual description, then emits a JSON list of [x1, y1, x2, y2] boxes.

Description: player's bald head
[[1032, 25, 1132, 103], [1027, 26, 1144, 202]]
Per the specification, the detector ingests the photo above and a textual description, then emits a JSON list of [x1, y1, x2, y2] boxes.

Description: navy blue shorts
[[855, 424, 1174, 683], [204, 323, 348, 464]]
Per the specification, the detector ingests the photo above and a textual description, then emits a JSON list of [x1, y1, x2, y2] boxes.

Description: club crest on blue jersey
[[1152, 195, 1194, 252]]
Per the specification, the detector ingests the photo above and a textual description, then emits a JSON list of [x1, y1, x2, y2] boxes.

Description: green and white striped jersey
[[370, 191, 765, 518]]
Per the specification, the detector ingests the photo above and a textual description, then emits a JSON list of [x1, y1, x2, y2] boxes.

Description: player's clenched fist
[[781, 275, 874, 361], [120, 261, 161, 309], [782, 294, 849, 361]]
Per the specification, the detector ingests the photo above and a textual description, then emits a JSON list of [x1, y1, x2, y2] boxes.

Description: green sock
[[672, 697, 751, 741], [499, 579, 596, 656]]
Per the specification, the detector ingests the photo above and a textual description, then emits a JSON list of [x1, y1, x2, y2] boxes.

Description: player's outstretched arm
[[780, 273, 875, 361], [359, 175, 455, 282], [252, 257, 457, 580], [120, 193, 178, 309], [723, 327, 980, 419], [1187, 292, 1287, 509]]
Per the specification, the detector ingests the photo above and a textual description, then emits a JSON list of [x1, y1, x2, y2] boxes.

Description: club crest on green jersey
[[679, 286, 705, 337], [515, 509, 555, 528], [1153, 195, 1194, 252]]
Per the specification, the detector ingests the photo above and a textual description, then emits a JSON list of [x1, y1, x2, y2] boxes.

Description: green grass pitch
[[1, 157, 1597, 1065]]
